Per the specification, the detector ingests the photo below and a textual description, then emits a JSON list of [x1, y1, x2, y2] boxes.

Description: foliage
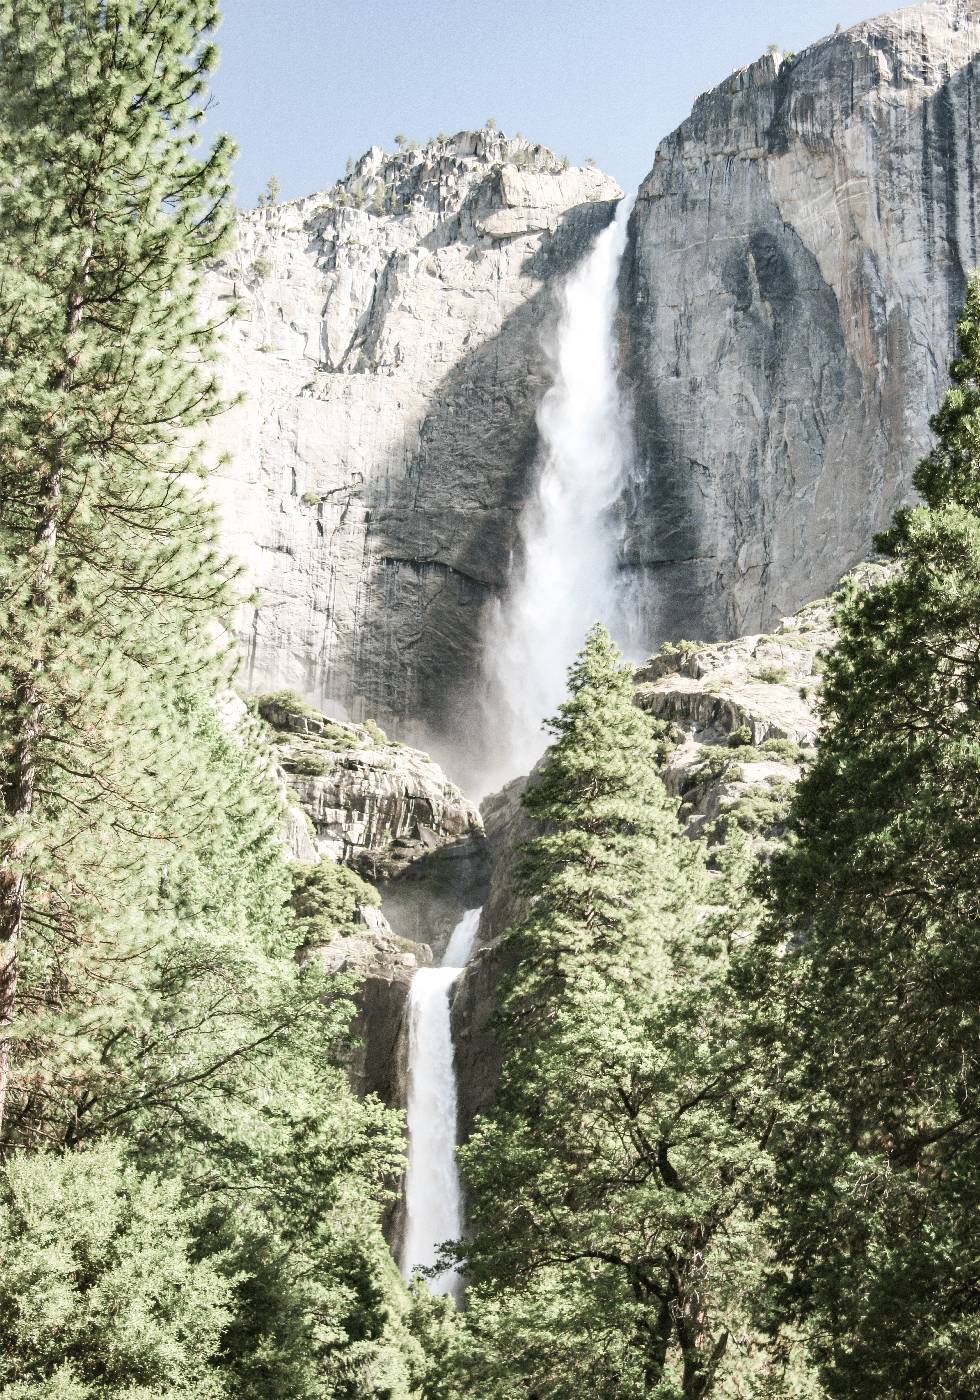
[[362, 717, 390, 745], [0, 1142, 231, 1400], [711, 779, 796, 845], [290, 859, 380, 943], [257, 690, 320, 723], [0, 0, 241, 1126], [753, 665, 788, 684], [456, 626, 777, 1397], [753, 273, 980, 1397], [0, 5, 416, 1395], [257, 175, 280, 208], [287, 751, 331, 776], [723, 736, 807, 766]]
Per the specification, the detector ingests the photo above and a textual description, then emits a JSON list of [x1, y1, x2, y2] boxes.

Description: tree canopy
[[753, 275, 980, 1398]]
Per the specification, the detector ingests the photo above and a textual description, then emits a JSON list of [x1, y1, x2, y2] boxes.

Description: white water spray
[[480, 195, 635, 790], [401, 907, 482, 1299]]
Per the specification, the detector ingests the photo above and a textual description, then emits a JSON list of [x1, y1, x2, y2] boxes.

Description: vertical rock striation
[[203, 133, 621, 755], [622, 0, 980, 643]]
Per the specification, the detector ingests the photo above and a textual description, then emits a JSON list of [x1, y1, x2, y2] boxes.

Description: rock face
[[261, 695, 489, 949], [204, 6, 980, 758], [305, 908, 432, 1105], [622, 0, 980, 645], [204, 133, 621, 755]]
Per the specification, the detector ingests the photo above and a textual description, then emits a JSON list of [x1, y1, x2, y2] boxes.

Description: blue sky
[[210, 0, 890, 207]]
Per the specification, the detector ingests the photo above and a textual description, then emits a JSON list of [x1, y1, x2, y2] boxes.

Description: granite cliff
[[622, 0, 980, 642], [204, 134, 620, 756], [205, 2, 980, 777]]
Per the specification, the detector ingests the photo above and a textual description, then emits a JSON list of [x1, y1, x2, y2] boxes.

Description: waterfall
[[478, 194, 635, 793], [401, 907, 481, 1299]]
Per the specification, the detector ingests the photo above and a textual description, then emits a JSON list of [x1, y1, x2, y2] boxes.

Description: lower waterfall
[[401, 907, 482, 1299]]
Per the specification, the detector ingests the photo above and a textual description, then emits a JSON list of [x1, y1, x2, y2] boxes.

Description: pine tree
[[0, 1142, 234, 1398], [0, 0, 237, 1128], [756, 275, 980, 1397], [457, 626, 774, 1398], [0, 7, 420, 1392]]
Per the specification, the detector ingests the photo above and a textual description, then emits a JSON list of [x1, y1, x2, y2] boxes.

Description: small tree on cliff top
[[457, 626, 775, 1398]]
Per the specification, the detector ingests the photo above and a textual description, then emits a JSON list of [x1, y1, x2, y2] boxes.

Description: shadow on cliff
[[350, 197, 621, 787]]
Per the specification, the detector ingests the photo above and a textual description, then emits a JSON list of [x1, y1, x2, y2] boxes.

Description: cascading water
[[401, 907, 482, 1299], [479, 194, 636, 791]]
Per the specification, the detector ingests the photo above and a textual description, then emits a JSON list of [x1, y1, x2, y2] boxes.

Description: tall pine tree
[[756, 275, 980, 1398], [0, 0, 236, 1126], [0, 12, 421, 1392], [457, 627, 775, 1399]]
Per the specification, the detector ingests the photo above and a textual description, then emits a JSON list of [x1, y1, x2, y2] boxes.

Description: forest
[[1, 4, 978, 1398]]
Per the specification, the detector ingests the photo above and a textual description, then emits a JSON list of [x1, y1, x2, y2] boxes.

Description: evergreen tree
[[756, 275, 980, 1397], [0, 0, 238, 1127], [0, 7, 420, 1393], [457, 626, 775, 1398], [0, 1141, 233, 1399]]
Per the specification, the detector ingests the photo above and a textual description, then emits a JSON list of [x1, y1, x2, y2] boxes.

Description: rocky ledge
[[260, 693, 481, 874], [260, 692, 490, 950], [642, 562, 890, 849]]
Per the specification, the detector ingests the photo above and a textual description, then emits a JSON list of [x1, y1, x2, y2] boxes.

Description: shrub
[[300, 490, 319, 507], [694, 746, 742, 781], [0, 1145, 231, 1399], [290, 860, 380, 942], [759, 737, 806, 764], [362, 717, 389, 746], [286, 752, 330, 777], [755, 664, 789, 684], [250, 256, 271, 280], [728, 724, 754, 747], [721, 778, 796, 838], [256, 690, 317, 727]]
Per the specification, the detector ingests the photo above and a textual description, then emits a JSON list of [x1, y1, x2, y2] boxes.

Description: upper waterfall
[[479, 195, 635, 792]]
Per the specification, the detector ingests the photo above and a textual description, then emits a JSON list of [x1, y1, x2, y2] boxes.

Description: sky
[[210, 0, 891, 208]]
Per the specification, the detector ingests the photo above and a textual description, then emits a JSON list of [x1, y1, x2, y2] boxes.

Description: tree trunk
[[0, 253, 89, 1133]]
